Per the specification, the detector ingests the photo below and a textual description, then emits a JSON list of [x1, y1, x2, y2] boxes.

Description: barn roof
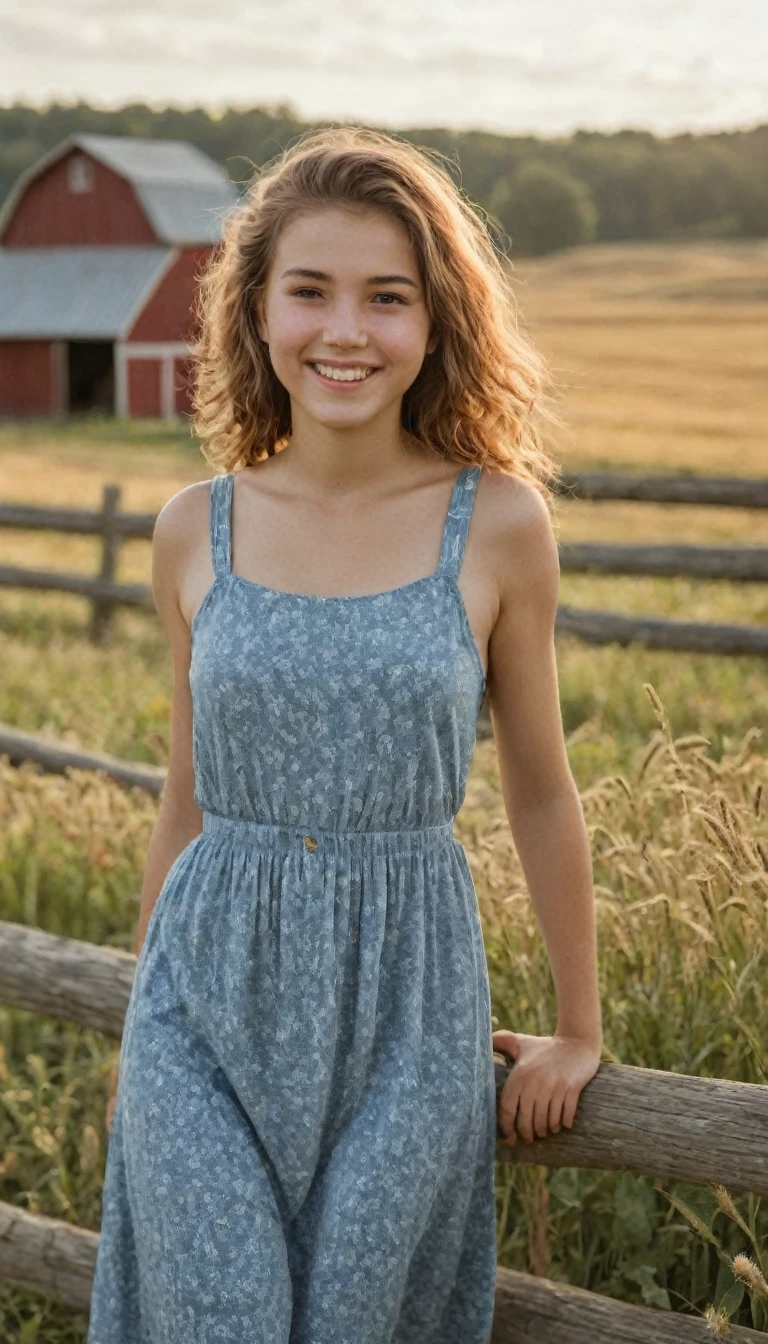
[[0, 247, 173, 339], [0, 133, 241, 246], [75, 135, 241, 243]]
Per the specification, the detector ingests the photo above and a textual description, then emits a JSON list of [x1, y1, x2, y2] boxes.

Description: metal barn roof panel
[[74, 134, 233, 187], [74, 135, 241, 243], [0, 246, 173, 339], [132, 182, 239, 246]]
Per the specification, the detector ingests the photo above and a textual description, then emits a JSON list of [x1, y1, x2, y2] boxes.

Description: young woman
[[88, 126, 602, 1343]]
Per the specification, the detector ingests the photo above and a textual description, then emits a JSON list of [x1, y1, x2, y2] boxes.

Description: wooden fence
[[0, 917, 766, 1338], [1, 472, 767, 655]]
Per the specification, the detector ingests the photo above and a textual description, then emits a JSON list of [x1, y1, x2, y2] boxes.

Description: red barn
[[0, 134, 240, 420]]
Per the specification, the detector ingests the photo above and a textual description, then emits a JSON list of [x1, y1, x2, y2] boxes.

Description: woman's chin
[[294, 397, 391, 432]]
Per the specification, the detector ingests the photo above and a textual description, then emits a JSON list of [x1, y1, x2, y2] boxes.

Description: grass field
[[0, 240, 766, 1337]]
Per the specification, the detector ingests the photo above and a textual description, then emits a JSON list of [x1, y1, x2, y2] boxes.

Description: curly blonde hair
[[191, 125, 562, 505]]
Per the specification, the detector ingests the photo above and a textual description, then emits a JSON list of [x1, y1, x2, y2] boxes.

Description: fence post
[[88, 484, 122, 644]]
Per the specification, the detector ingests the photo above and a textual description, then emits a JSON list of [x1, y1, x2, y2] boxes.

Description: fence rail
[[2, 918, 766, 1195], [491, 1267, 765, 1342], [1, 475, 767, 655], [554, 471, 768, 508], [0, 916, 766, 1337], [559, 542, 768, 582], [0, 721, 167, 793], [556, 604, 768, 656], [1, 1210, 764, 1340]]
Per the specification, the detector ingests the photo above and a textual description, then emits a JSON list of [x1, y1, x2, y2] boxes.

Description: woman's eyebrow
[[368, 274, 419, 288], [280, 267, 418, 288]]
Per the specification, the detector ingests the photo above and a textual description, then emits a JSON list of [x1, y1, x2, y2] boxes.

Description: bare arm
[[106, 483, 208, 1130], [132, 484, 208, 958], [483, 473, 602, 1140], [487, 478, 601, 1043]]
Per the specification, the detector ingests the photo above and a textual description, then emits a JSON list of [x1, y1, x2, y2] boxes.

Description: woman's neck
[[280, 406, 428, 494]]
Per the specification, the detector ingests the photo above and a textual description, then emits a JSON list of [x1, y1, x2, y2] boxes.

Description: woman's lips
[[306, 362, 381, 390]]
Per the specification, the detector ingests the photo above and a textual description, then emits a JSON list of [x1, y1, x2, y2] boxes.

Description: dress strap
[[438, 465, 482, 578], [209, 472, 233, 578]]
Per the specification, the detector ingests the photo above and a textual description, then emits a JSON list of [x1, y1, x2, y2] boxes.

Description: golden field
[[0, 240, 766, 1337]]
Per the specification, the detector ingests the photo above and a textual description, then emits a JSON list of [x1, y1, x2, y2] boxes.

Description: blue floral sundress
[[86, 463, 497, 1343]]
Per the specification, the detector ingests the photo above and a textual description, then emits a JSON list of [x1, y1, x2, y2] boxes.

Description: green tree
[[488, 158, 598, 255], [3, 104, 768, 245], [566, 131, 670, 240]]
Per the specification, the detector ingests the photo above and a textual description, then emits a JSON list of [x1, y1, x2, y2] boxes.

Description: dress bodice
[[189, 466, 486, 832]]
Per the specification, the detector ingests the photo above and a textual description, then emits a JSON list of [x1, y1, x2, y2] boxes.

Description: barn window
[[68, 155, 94, 193]]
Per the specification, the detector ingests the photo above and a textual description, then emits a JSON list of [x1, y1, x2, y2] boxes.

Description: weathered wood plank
[[555, 472, 768, 509], [492, 1265, 764, 1342], [0, 565, 153, 607], [559, 543, 768, 581], [0, 1199, 764, 1338], [0, 921, 135, 1037], [0, 502, 155, 538], [0, 722, 166, 795], [494, 1058, 768, 1195], [2, 920, 768, 1195], [0, 1201, 97, 1313], [556, 605, 768, 656]]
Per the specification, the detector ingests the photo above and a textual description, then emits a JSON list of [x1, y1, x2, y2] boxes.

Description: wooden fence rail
[[2, 918, 767, 1196], [0, 1209, 764, 1341], [556, 604, 768, 657], [0, 564, 152, 609], [490, 1268, 765, 1342], [0, 1213, 763, 1342], [0, 722, 168, 793], [0, 917, 766, 1337], [554, 471, 768, 508], [559, 542, 768, 582]]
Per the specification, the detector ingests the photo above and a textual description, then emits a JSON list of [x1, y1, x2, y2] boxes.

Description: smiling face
[[255, 205, 438, 433]]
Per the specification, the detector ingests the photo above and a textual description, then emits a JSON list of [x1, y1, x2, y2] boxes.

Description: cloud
[[0, 0, 766, 136]]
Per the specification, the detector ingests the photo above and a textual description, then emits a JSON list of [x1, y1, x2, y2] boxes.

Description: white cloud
[[0, 0, 765, 135]]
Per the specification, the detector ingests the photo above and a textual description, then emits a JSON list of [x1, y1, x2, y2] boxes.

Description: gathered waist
[[201, 810, 456, 858]]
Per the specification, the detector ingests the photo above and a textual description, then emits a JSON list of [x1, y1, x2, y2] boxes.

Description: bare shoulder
[[153, 477, 212, 552], [477, 468, 559, 606], [151, 478, 215, 632]]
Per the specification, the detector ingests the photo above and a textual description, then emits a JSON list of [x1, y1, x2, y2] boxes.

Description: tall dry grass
[[455, 683, 768, 1328]]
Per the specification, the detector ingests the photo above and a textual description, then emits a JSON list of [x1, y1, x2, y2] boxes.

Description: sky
[[0, 0, 765, 138]]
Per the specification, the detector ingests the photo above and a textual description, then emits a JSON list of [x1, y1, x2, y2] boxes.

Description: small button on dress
[[87, 464, 496, 1344]]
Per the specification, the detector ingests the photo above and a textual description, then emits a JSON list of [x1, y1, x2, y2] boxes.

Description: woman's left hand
[[492, 1029, 601, 1145]]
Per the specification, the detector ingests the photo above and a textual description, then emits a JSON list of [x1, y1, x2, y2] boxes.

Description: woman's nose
[[323, 304, 368, 348]]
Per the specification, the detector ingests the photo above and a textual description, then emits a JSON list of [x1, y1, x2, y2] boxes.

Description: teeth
[[312, 363, 374, 382]]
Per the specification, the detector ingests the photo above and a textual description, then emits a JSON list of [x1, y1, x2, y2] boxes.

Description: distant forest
[[1, 101, 767, 256]]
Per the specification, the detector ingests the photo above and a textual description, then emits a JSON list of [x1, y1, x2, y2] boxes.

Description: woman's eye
[[289, 288, 405, 304]]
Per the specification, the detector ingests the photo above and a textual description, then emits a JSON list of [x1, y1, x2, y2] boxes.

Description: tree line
[[1, 100, 767, 256]]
